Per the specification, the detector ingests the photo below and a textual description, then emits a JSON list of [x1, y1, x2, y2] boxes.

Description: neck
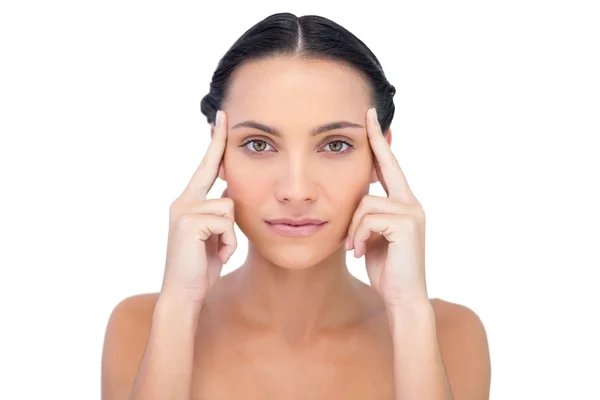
[[229, 244, 363, 344]]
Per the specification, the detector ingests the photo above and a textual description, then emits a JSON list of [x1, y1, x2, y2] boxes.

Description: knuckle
[[169, 199, 190, 220], [176, 213, 198, 229], [222, 197, 234, 209], [363, 213, 376, 227], [397, 214, 419, 232], [169, 205, 182, 223], [170, 196, 191, 213], [407, 204, 425, 220], [353, 215, 367, 236], [219, 197, 235, 219], [169, 198, 182, 211], [224, 215, 235, 228], [359, 195, 374, 207], [354, 196, 371, 216]]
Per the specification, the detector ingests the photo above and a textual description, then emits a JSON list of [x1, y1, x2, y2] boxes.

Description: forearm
[[386, 301, 453, 400], [129, 294, 202, 400]]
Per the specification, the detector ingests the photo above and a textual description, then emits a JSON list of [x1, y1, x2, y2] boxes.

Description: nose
[[275, 155, 318, 204]]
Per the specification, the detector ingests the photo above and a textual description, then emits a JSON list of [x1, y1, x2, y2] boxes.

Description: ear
[[210, 123, 227, 182], [370, 128, 392, 184]]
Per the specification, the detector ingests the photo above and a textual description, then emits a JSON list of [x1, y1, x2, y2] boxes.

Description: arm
[[347, 108, 491, 398], [386, 301, 454, 400], [101, 293, 203, 400], [128, 294, 202, 400], [101, 109, 234, 399], [386, 300, 491, 400]]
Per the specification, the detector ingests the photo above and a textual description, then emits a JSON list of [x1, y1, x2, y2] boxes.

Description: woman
[[101, 12, 491, 400]]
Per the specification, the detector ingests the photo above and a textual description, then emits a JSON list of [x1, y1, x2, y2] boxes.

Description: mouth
[[265, 220, 328, 237]]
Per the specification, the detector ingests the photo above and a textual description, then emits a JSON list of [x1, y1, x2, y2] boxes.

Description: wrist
[[383, 292, 431, 311], [384, 298, 434, 324], [155, 290, 204, 323]]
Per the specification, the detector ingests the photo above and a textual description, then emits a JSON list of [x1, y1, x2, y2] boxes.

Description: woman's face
[[216, 56, 390, 269]]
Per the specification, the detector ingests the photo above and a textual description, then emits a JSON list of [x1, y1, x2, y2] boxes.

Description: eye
[[322, 140, 353, 154], [239, 138, 355, 156], [242, 139, 274, 153]]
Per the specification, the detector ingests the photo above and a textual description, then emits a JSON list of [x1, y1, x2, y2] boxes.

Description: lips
[[265, 219, 328, 237], [265, 218, 326, 225]]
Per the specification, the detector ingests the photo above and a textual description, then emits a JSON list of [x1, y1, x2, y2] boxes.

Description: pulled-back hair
[[200, 12, 396, 134]]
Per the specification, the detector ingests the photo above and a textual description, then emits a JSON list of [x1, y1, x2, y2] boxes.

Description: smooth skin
[[101, 57, 491, 399]]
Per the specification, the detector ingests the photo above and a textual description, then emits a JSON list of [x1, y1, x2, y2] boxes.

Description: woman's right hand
[[160, 110, 236, 305]]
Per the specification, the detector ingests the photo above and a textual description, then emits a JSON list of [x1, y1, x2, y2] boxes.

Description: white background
[[1, 1, 598, 398]]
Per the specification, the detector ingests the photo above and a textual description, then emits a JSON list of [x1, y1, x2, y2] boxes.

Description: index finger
[[366, 108, 418, 204], [181, 110, 228, 200]]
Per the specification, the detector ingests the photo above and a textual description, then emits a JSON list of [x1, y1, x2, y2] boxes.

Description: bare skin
[[101, 56, 490, 399], [104, 278, 480, 399], [189, 269, 396, 399]]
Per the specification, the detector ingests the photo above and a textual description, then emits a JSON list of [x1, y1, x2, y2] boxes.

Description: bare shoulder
[[430, 298, 483, 326], [101, 292, 160, 399], [431, 298, 491, 399], [102, 292, 160, 341]]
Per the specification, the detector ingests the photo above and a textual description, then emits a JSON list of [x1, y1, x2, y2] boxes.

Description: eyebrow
[[231, 120, 364, 137]]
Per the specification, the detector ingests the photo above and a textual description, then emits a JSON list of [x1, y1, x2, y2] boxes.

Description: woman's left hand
[[345, 108, 428, 307]]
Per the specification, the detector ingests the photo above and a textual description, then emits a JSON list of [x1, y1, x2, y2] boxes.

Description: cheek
[[335, 179, 370, 215], [321, 163, 371, 219], [338, 152, 373, 199], [329, 151, 373, 186], [222, 160, 271, 219], [224, 170, 263, 199]]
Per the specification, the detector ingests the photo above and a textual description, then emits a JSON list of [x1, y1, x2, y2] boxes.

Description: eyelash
[[239, 138, 355, 156]]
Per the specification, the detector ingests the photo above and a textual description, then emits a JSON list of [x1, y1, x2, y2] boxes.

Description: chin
[[253, 240, 337, 270], [274, 250, 325, 270]]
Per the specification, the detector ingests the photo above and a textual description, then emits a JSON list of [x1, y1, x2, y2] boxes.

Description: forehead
[[223, 57, 372, 122]]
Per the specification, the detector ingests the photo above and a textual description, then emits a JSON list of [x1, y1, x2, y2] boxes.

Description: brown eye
[[325, 140, 351, 153], [243, 139, 272, 153], [328, 141, 344, 152], [252, 140, 266, 151]]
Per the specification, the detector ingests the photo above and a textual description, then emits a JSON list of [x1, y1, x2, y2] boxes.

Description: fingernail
[[215, 110, 221, 127]]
